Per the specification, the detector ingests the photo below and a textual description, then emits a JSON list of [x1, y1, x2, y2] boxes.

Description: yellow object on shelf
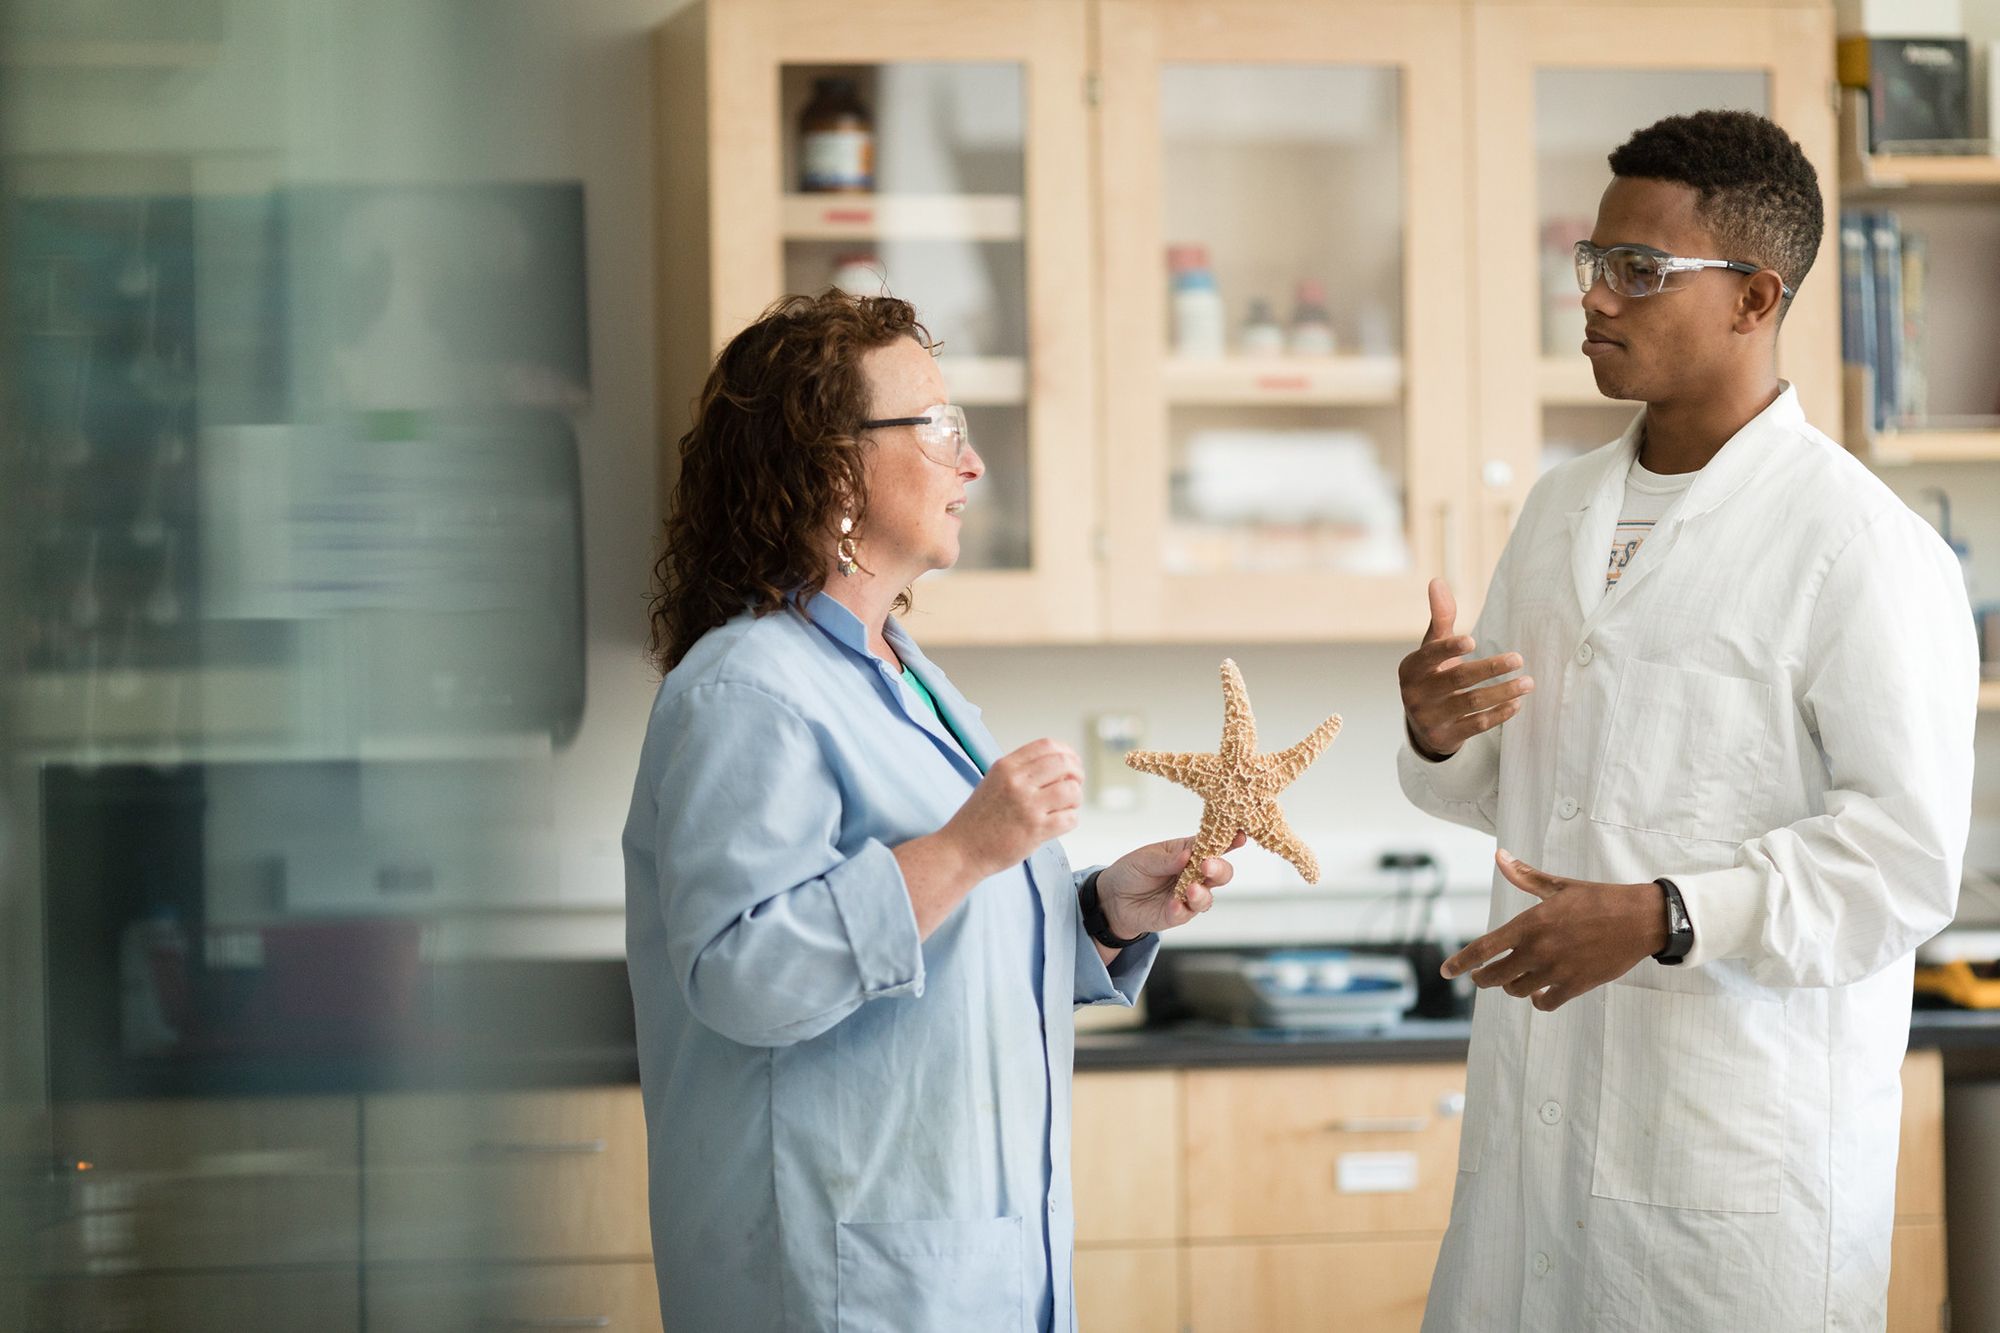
[[1914, 959, 2000, 1009]]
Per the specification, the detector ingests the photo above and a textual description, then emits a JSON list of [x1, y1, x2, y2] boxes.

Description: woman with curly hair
[[624, 291, 1237, 1332]]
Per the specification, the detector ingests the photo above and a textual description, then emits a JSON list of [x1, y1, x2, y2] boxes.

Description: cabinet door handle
[[1327, 1115, 1430, 1134], [470, 1139, 607, 1156], [477, 1319, 611, 1329]]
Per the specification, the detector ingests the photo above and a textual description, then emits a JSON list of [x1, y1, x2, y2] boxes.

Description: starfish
[[1124, 659, 1342, 904]]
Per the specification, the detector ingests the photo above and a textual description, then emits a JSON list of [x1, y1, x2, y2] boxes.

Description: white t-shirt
[[1606, 457, 1697, 590]]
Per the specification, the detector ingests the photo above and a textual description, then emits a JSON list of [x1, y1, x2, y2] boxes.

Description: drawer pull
[[1327, 1115, 1430, 1134], [477, 1319, 611, 1329], [471, 1139, 608, 1156]]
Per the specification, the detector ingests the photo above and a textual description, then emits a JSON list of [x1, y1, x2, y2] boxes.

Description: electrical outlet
[[1087, 711, 1145, 811]]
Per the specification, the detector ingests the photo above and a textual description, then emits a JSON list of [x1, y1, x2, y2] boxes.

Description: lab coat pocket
[[1591, 985, 1787, 1214], [1590, 659, 1772, 843], [835, 1215, 1028, 1333]]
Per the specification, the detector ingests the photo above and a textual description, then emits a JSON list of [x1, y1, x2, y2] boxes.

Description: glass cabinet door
[[1466, 5, 1838, 588], [1097, 1, 1471, 643], [689, 0, 1096, 643]]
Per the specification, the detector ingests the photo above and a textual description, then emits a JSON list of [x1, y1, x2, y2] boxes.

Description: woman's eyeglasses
[[858, 403, 974, 468]]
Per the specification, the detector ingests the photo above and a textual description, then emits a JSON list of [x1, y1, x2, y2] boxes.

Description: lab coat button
[[1533, 1252, 1552, 1277], [1575, 642, 1594, 666], [1539, 1100, 1563, 1125], [1558, 797, 1580, 820]]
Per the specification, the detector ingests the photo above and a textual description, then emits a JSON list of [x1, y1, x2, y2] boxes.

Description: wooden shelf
[[1866, 428, 2000, 466], [1161, 356, 1402, 406], [1844, 146, 2000, 201], [781, 194, 1023, 242], [937, 356, 1026, 406], [1838, 89, 2000, 200], [1980, 681, 2000, 712]]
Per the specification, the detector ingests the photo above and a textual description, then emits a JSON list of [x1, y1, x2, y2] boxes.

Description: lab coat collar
[[800, 589, 991, 779], [1567, 383, 1801, 623]]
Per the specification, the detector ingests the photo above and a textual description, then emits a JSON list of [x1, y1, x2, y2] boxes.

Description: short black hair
[[1608, 109, 1823, 315]]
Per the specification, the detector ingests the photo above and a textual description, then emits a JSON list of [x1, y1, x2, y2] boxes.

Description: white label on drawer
[[1337, 1151, 1420, 1194]]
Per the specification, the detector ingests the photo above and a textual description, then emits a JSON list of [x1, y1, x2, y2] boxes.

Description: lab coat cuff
[[1397, 732, 1497, 806], [1671, 864, 1764, 969], [827, 839, 926, 999], [1074, 903, 1159, 1008]]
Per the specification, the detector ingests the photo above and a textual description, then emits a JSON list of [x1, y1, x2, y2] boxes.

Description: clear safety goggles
[[1573, 240, 1793, 301]]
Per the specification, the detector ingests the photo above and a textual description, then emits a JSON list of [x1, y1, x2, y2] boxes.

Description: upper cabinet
[[657, 0, 1098, 644], [656, 0, 1839, 646], [1096, 1, 1471, 643]]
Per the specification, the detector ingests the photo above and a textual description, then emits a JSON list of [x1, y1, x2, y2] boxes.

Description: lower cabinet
[[1075, 1052, 1950, 1333], [367, 1259, 661, 1333], [22, 1268, 359, 1333], [1074, 1246, 1181, 1333], [1185, 1236, 1442, 1333]]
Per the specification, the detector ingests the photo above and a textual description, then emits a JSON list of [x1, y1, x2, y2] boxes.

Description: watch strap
[[1079, 869, 1152, 950], [1652, 877, 1693, 966]]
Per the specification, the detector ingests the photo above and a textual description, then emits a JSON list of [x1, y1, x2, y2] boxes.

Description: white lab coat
[[1401, 387, 1976, 1332]]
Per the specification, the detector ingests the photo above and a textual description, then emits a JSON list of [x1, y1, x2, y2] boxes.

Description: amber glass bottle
[[799, 77, 875, 193]]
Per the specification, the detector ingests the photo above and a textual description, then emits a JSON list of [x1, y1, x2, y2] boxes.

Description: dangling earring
[[837, 514, 859, 577]]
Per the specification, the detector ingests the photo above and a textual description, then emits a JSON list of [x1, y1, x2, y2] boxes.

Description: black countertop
[[1074, 1007, 2000, 1078], [60, 949, 2000, 1098]]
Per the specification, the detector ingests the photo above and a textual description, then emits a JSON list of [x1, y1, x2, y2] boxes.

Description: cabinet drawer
[[47, 1097, 359, 1272], [367, 1261, 660, 1333], [1184, 1064, 1465, 1239], [1888, 1221, 1947, 1333], [1075, 1247, 1179, 1333], [25, 1267, 359, 1333], [1073, 1071, 1180, 1243], [363, 1087, 649, 1262], [1896, 1050, 1944, 1221], [1187, 1237, 1439, 1333]]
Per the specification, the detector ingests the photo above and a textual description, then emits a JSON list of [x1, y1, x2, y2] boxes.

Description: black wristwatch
[[1652, 877, 1693, 966], [1079, 870, 1152, 951]]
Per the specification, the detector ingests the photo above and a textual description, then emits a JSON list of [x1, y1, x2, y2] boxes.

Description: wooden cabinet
[[656, 0, 1100, 645], [1095, 0, 1473, 642], [23, 1269, 360, 1333], [367, 1260, 661, 1333], [1073, 1069, 1181, 1244], [1077, 1052, 1949, 1332], [1185, 1236, 1441, 1333], [1891, 1049, 1949, 1333], [1076, 1062, 1464, 1333], [45, 1096, 359, 1273], [657, 0, 1841, 646], [361, 1086, 650, 1263], [1074, 1246, 1182, 1333], [1183, 1064, 1464, 1239]]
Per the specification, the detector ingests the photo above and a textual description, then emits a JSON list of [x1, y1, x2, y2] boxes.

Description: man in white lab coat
[[1398, 110, 1977, 1331]]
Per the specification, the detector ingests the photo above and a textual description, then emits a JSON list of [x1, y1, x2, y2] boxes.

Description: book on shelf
[[1870, 211, 1901, 436], [1839, 207, 1932, 437], [1900, 232, 1929, 424]]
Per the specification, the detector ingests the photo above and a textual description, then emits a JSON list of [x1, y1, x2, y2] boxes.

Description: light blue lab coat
[[624, 591, 1156, 1332]]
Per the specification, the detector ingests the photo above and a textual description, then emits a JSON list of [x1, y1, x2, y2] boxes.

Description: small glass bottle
[[1168, 245, 1226, 358], [799, 77, 875, 193], [830, 253, 888, 298], [1287, 279, 1336, 356], [1240, 298, 1285, 356]]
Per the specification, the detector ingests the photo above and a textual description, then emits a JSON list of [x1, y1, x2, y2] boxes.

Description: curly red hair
[[649, 291, 934, 672]]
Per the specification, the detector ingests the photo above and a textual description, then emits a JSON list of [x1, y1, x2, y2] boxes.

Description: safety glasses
[[857, 403, 974, 468], [1573, 240, 1793, 301]]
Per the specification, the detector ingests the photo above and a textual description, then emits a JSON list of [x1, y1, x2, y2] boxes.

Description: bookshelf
[[1837, 91, 2000, 461]]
